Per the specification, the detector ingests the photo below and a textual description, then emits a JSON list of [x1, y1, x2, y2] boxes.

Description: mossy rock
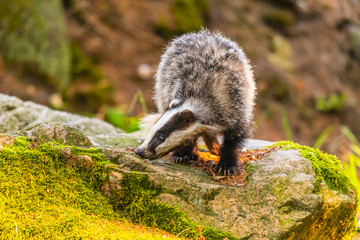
[[0, 135, 235, 239], [273, 141, 351, 193], [17, 122, 93, 148], [0, 136, 180, 239], [0, 95, 357, 239], [0, 0, 70, 89], [101, 140, 357, 239]]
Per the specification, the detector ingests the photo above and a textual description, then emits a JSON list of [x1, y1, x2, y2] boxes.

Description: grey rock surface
[[0, 93, 123, 136], [15, 122, 94, 148], [0, 94, 356, 239], [103, 146, 356, 239]]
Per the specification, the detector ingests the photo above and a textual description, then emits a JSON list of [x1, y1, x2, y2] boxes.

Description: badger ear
[[179, 109, 195, 123], [169, 99, 182, 109], [139, 113, 161, 137]]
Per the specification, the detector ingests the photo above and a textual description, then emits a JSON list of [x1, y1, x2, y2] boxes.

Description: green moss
[[272, 141, 351, 194], [22, 122, 93, 148], [111, 172, 237, 240], [155, 0, 209, 39], [203, 188, 221, 205], [0, 137, 110, 233], [1, 136, 236, 239], [0, 137, 174, 239]]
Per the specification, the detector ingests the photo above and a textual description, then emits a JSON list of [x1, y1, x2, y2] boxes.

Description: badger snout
[[135, 148, 144, 158], [135, 147, 158, 160]]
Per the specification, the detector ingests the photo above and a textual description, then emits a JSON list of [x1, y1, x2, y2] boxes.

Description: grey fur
[[136, 30, 256, 174], [155, 30, 256, 131]]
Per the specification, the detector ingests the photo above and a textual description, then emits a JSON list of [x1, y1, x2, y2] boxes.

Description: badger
[[135, 30, 256, 175]]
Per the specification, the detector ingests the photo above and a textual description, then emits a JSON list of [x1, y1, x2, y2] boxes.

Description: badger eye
[[157, 135, 164, 142]]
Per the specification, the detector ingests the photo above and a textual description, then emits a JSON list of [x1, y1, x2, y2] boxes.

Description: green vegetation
[[273, 141, 351, 194], [263, 75, 290, 101], [172, 0, 209, 33], [343, 144, 360, 201], [155, 0, 209, 39], [111, 172, 236, 240], [0, 137, 171, 238], [315, 93, 346, 113], [71, 43, 104, 82], [340, 126, 360, 204], [155, 17, 174, 39], [313, 126, 335, 149], [263, 11, 294, 32], [267, 35, 293, 71], [65, 43, 114, 113], [106, 89, 148, 133], [280, 106, 293, 141], [312, 125, 360, 204], [0, 136, 235, 239], [106, 108, 140, 133]]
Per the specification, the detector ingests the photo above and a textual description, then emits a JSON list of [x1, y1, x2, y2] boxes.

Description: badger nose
[[135, 148, 144, 158]]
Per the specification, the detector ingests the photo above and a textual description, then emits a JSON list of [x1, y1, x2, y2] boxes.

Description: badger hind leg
[[202, 133, 220, 156], [170, 137, 199, 164], [217, 129, 248, 175]]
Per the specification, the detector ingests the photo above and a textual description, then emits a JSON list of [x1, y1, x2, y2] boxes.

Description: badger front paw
[[170, 148, 199, 164], [216, 158, 238, 176]]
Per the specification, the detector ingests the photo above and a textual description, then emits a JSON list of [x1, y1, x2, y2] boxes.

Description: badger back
[[154, 30, 256, 128]]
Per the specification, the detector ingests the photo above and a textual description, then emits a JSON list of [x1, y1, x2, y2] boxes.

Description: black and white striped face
[[135, 108, 201, 159]]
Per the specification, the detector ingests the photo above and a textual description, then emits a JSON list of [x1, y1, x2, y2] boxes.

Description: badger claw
[[170, 150, 198, 165], [216, 164, 238, 176], [170, 156, 188, 164], [170, 156, 179, 163]]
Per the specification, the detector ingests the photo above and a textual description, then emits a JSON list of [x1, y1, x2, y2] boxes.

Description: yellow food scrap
[[198, 151, 220, 163]]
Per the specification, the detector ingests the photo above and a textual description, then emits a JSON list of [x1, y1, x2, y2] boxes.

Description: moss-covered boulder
[[0, 94, 357, 239], [0, 135, 178, 239], [101, 144, 357, 239], [0, 0, 70, 89], [16, 122, 93, 148]]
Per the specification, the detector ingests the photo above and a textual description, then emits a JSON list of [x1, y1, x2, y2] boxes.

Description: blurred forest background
[[1, 0, 360, 187]]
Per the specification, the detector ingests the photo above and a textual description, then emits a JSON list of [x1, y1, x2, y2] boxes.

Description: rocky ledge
[[0, 93, 357, 239]]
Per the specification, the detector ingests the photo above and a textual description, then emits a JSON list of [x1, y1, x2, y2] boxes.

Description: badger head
[[135, 106, 209, 160]]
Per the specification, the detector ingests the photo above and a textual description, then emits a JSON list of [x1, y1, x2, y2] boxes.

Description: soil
[[167, 147, 278, 187]]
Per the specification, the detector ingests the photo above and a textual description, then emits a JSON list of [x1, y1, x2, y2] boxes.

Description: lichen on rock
[[0, 94, 357, 239], [0, 135, 235, 239], [16, 122, 93, 148], [273, 141, 352, 194], [0, 136, 113, 238]]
